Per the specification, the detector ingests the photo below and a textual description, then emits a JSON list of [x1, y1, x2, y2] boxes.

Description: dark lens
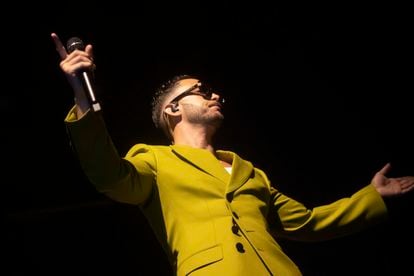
[[200, 83, 213, 99]]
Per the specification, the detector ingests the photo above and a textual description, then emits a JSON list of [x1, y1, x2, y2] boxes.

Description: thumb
[[85, 44, 94, 60], [377, 162, 391, 176]]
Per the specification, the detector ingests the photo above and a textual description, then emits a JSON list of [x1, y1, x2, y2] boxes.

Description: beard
[[183, 103, 224, 128]]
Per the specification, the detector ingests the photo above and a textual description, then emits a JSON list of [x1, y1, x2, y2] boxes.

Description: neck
[[172, 123, 216, 154]]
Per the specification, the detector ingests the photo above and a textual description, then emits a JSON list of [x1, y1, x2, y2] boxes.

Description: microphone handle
[[81, 71, 101, 112]]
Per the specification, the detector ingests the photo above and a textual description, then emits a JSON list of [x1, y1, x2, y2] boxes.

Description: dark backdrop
[[3, 2, 413, 275]]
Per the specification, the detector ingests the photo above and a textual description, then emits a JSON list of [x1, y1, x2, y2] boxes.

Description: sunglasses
[[169, 82, 214, 105]]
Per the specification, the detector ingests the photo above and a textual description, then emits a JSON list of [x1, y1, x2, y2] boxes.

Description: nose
[[211, 93, 225, 104]]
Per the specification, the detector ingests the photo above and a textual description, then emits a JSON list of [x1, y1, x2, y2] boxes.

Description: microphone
[[66, 37, 101, 112]]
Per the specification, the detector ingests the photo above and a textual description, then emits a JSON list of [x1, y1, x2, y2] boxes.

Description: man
[[51, 32, 414, 276]]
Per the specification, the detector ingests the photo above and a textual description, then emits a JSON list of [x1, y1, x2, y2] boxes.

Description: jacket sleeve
[[64, 107, 155, 205], [269, 184, 388, 241]]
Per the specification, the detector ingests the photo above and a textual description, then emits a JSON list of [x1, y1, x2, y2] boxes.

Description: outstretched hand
[[372, 163, 414, 197]]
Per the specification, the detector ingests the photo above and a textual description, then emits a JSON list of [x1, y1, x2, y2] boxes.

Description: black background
[[3, 2, 413, 275]]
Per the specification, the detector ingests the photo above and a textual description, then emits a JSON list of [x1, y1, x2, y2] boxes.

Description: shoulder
[[126, 143, 171, 158]]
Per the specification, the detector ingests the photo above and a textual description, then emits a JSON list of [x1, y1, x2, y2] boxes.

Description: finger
[[85, 44, 94, 60], [377, 162, 391, 175], [400, 178, 414, 189], [402, 183, 414, 193], [51, 32, 67, 60]]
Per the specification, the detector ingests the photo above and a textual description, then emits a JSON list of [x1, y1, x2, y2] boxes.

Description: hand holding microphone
[[51, 33, 101, 113]]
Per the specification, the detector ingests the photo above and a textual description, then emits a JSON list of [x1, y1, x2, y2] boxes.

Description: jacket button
[[236, 242, 245, 253], [232, 224, 239, 235], [226, 193, 233, 202]]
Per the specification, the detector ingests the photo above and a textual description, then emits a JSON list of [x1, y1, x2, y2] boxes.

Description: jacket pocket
[[178, 244, 223, 275]]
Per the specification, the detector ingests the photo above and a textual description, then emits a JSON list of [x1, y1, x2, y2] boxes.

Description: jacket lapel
[[171, 145, 254, 195], [171, 145, 230, 184], [217, 150, 254, 194]]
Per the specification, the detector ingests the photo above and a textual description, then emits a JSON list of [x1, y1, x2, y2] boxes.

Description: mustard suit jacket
[[65, 108, 388, 276]]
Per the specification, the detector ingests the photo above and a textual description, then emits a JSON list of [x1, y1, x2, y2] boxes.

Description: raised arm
[[51, 32, 93, 118]]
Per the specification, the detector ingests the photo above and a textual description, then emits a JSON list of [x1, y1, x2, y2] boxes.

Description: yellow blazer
[[65, 109, 388, 276]]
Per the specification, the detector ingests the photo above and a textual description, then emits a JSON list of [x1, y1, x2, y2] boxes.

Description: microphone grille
[[66, 37, 85, 53]]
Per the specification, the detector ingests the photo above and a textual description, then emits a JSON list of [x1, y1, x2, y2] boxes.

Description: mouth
[[210, 105, 222, 113], [209, 102, 222, 109]]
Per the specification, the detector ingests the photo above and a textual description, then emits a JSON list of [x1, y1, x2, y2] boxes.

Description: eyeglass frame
[[168, 82, 214, 105]]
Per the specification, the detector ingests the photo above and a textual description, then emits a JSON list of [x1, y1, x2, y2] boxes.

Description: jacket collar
[[170, 145, 253, 194]]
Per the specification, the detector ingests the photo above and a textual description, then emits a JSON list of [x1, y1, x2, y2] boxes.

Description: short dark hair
[[151, 74, 196, 139]]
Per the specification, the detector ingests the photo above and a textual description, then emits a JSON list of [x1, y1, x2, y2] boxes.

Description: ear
[[171, 102, 179, 112], [164, 103, 180, 115]]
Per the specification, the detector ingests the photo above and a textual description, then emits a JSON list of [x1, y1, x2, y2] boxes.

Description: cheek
[[183, 100, 206, 110]]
